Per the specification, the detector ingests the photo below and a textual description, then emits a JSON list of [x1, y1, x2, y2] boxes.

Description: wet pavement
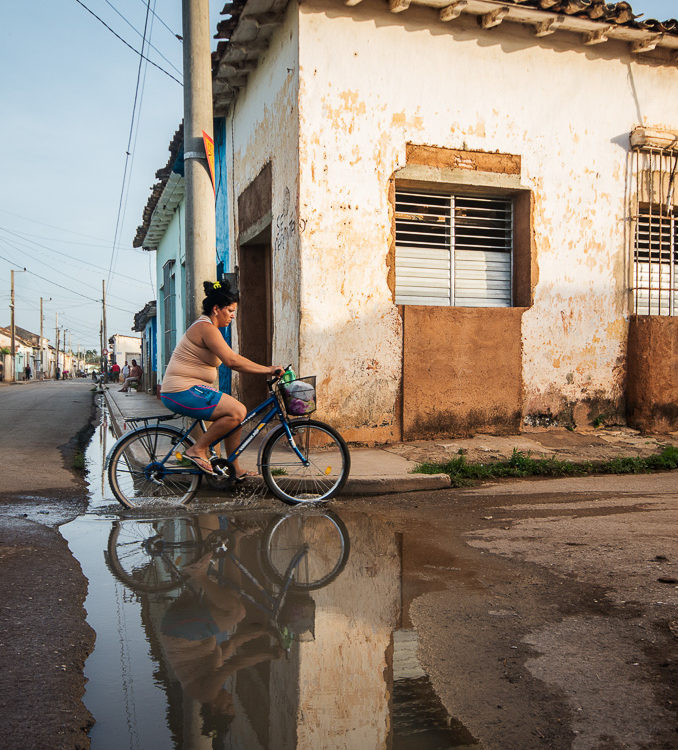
[[61, 408, 479, 749], [49, 400, 677, 749]]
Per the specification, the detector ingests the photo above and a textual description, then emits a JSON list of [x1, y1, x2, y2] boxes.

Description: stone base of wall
[[402, 307, 525, 440], [627, 315, 678, 433]]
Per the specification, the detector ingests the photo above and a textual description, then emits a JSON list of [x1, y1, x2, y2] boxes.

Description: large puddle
[[61, 405, 478, 749]]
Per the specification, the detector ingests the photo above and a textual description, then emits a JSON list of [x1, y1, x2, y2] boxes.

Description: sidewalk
[[103, 387, 451, 495], [103, 386, 677, 496]]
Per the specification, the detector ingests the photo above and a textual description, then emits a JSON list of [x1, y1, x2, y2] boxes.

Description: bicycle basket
[[278, 376, 317, 416]]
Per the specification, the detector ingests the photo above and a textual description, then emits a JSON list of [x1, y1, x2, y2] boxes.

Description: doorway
[[238, 228, 273, 408]]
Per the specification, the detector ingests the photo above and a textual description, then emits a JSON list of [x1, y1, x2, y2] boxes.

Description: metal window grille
[[395, 191, 513, 307], [632, 148, 678, 316]]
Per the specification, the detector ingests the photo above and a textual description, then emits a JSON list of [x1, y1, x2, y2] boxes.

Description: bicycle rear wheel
[[262, 511, 350, 590], [107, 426, 200, 509], [260, 419, 350, 505], [106, 518, 201, 593]]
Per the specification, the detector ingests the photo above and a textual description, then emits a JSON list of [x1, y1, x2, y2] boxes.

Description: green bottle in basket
[[281, 367, 295, 384]]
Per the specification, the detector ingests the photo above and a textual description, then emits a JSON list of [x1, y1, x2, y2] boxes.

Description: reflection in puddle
[[62, 403, 477, 749]]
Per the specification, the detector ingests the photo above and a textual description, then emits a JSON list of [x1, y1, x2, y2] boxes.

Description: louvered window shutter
[[395, 191, 513, 307]]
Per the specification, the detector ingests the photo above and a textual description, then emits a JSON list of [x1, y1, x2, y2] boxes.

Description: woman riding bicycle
[[160, 280, 283, 478]]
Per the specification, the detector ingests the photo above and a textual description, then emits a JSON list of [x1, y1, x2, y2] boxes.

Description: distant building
[[133, 301, 158, 393], [108, 334, 141, 371]]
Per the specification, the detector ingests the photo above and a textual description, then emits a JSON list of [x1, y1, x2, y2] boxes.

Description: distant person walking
[[24, 364, 31, 381], [119, 359, 143, 392], [110, 362, 120, 382], [122, 361, 130, 381]]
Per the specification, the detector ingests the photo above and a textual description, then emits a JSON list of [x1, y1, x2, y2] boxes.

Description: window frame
[[161, 260, 176, 370], [394, 187, 516, 308], [630, 144, 678, 317]]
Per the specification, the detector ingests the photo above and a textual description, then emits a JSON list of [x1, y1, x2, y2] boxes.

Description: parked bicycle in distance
[[105, 369, 351, 509]]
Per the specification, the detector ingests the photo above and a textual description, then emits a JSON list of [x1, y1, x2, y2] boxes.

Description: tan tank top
[[161, 316, 221, 393]]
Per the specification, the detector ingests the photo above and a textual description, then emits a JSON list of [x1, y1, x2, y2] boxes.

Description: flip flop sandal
[[184, 454, 217, 476]]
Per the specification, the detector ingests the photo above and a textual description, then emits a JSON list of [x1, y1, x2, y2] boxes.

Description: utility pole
[[182, 0, 216, 328], [10, 270, 16, 382], [9, 268, 26, 382], [102, 280, 108, 381], [55, 314, 60, 380], [40, 297, 44, 377]]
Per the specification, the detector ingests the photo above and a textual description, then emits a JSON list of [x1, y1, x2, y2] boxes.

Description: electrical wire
[[103, 0, 182, 77], [0, 208, 130, 245], [0, 225, 153, 287], [0, 236, 143, 309], [136, 0, 182, 41], [0, 251, 138, 314], [73, 0, 182, 85], [106, 0, 152, 291], [110, 0, 157, 290]]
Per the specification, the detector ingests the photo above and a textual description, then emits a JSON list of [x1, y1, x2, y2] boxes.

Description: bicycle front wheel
[[107, 426, 201, 509], [262, 511, 350, 590], [260, 419, 350, 505]]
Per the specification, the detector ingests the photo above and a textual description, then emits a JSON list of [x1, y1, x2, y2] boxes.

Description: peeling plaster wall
[[297, 0, 678, 433], [295, 514, 399, 749], [227, 2, 300, 376]]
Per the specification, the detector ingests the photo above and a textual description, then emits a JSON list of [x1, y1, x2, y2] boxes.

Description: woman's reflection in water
[[159, 527, 283, 740]]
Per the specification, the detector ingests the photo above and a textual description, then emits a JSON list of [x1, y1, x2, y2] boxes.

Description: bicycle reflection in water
[[105, 510, 350, 743]]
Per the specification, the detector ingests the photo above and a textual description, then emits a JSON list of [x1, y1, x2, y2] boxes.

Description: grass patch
[[413, 445, 678, 487], [270, 468, 288, 476]]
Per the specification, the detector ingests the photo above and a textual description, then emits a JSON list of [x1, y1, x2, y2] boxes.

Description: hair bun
[[203, 281, 213, 294]]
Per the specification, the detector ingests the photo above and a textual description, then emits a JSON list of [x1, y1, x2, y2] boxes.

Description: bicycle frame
[[126, 387, 309, 476]]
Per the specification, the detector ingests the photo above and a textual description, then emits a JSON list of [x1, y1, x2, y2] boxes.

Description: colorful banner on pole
[[202, 131, 215, 195]]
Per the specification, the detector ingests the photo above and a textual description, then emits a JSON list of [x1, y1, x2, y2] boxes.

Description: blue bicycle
[[106, 371, 350, 509]]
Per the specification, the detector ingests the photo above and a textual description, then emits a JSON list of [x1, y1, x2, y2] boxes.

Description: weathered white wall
[[295, 514, 399, 749], [227, 2, 300, 374], [297, 0, 678, 430]]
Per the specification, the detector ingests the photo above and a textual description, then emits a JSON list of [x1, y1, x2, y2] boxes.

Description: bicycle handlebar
[[267, 364, 293, 388]]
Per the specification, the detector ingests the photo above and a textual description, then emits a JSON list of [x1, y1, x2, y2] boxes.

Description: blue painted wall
[[214, 116, 232, 394]]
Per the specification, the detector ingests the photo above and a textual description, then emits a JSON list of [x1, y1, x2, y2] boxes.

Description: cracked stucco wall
[[295, 0, 678, 435], [227, 1, 300, 377]]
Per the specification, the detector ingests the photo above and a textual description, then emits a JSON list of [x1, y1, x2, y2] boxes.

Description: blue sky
[[0, 0, 674, 350]]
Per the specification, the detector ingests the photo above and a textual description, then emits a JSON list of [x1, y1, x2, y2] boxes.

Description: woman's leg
[[184, 393, 248, 475]]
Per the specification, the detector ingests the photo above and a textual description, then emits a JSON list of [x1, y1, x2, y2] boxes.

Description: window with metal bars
[[395, 191, 513, 307], [633, 210, 678, 315]]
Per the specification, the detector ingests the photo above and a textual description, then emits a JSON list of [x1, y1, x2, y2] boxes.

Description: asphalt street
[[0, 380, 95, 749]]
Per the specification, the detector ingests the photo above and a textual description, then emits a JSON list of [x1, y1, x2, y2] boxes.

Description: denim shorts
[[161, 385, 222, 419]]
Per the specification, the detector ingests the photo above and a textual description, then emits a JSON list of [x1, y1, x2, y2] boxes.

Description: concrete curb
[[103, 388, 126, 439], [341, 473, 451, 495]]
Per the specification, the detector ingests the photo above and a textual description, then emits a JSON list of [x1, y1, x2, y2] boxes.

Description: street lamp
[[9, 267, 27, 383]]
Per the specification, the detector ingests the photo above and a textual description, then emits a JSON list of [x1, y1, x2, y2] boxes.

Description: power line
[[73, 0, 182, 85], [0, 207, 129, 245], [0, 236, 144, 308], [0, 251, 138, 314], [110, 0, 157, 290], [103, 0, 182, 77], [136, 0, 182, 41], [0, 225, 154, 287], [106, 0, 152, 290]]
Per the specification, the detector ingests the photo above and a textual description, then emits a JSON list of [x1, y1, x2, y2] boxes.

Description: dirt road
[[352, 472, 678, 749], [0, 380, 96, 749]]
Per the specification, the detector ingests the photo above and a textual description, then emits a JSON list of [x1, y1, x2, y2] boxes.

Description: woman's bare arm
[[196, 322, 281, 376]]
